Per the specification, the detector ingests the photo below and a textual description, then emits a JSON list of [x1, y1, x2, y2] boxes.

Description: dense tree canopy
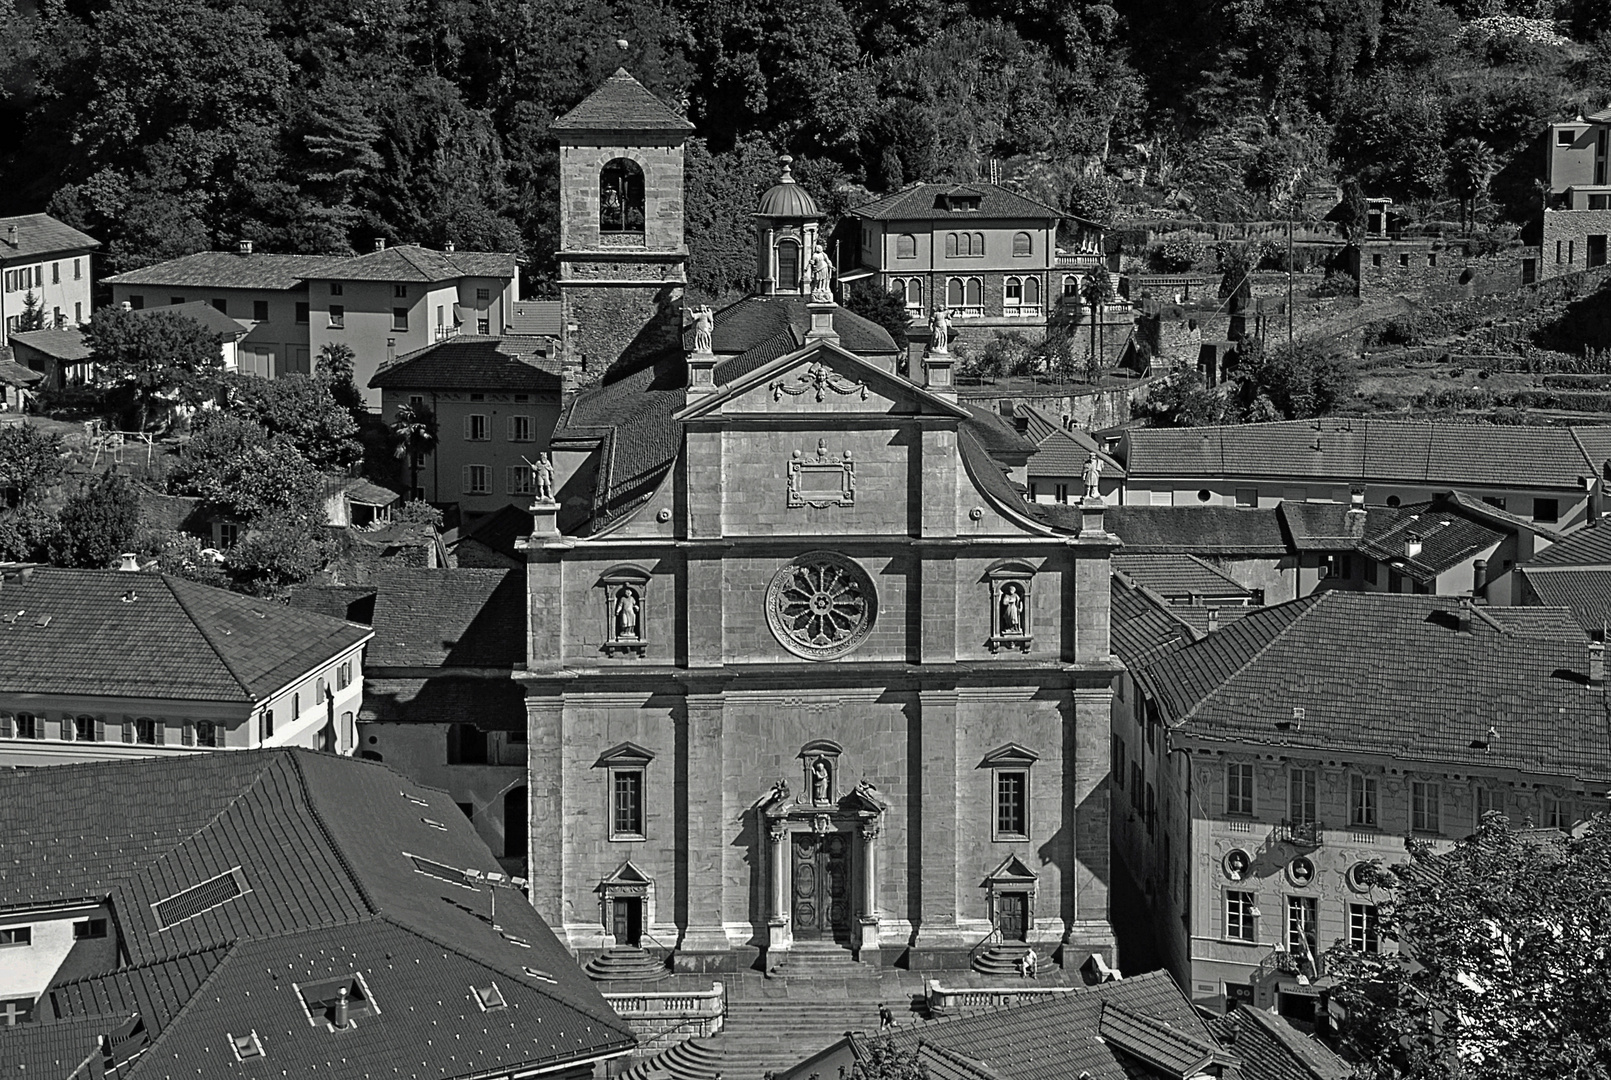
[[0, 0, 1602, 295]]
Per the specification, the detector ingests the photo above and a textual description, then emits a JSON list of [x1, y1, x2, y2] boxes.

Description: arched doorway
[[776, 239, 801, 292]]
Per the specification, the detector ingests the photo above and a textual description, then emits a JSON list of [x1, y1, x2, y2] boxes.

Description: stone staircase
[[767, 943, 866, 979], [970, 940, 1031, 977], [622, 997, 915, 1080], [584, 945, 672, 982]]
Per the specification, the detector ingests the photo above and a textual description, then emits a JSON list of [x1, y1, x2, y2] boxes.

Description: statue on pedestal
[[614, 587, 640, 640], [1001, 583, 1024, 634], [692, 305, 714, 354], [808, 243, 834, 303], [1082, 452, 1103, 500], [531, 452, 555, 502], [928, 307, 952, 354], [810, 757, 832, 805]]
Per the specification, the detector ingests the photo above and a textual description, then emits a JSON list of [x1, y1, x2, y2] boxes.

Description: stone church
[[524, 69, 1118, 974]]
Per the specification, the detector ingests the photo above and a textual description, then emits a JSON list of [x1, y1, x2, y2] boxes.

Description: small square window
[[994, 769, 1029, 840], [195, 720, 220, 748], [128, 294, 144, 310], [1235, 487, 1258, 508], [464, 465, 490, 495], [211, 298, 228, 314], [509, 465, 535, 496], [330, 282, 343, 296], [476, 288, 490, 303], [74, 714, 97, 741], [0, 926, 31, 946], [394, 284, 408, 299], [471, 984, 506, 1011], [1371, 254, 1382, 268], [73, 918, 107, 939], [392, 307, 409, 331], [328, 304, 345, 329], [1534, 498, 1559, 523], [1397, 253, 1410, 268], [253, 300, 269, 321], [1558, 128, 1577, 146], [509, 415, 534, 442], [230, 1031, 263, 1060]]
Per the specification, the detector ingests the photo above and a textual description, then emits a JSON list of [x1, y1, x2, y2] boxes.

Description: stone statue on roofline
[[692, 305, 714, 355], [928, 307, 952, 354], [808, 243, 834, 303], [1082, 452, 1103, 500], [529, 452, 556, 503]]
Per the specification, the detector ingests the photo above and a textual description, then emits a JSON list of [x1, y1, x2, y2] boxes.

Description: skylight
[[152, 867, 248, 930], [471, 983, 507, 1011]]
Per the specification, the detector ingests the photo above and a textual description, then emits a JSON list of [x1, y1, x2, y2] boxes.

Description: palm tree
[[390, 402, 437, 499], [1080, 268, 1116, 382], [1446, 137, 1497, 236]]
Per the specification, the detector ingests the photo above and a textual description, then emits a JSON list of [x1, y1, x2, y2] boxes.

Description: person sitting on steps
[[1017, 947, 1038, 978]]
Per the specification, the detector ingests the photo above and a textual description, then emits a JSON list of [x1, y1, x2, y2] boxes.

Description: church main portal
[[791, 831, 852, 943]]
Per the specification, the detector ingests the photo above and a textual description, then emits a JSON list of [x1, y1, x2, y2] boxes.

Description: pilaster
[[678, 691, 729, 960], [525, 688, 566, 926], [913, 688, 965, 953]]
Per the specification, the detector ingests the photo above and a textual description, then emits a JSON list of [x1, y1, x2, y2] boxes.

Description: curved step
[[622, 1038, 723, 1080], [583, 945, 671, 982], [971, 940, 1034, 976]]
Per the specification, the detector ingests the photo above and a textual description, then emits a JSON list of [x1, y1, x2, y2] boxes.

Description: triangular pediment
[[986, 854, 1038, 883], [675, 338, 969, 422], [593, 741, 655, 768], [601, 859, 652, 885]]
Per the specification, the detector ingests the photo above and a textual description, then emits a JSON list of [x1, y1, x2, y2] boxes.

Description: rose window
[[766, 552, 876, 660]]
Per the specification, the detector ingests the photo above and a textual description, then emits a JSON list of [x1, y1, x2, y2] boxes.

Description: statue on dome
[[808, 243, 834, 303], [692, 305, 714, 354], [928, 307, 952, 354]]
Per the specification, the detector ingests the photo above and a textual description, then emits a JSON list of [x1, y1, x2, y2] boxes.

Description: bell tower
[[552, 69, 693, 388]]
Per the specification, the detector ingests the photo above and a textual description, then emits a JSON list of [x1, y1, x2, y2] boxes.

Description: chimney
[[1588, 476, 1602, 527], [5, 224, 17, 247], [333, 986, 350, 1029], [117, 553, 140, 573], [374, 238, 386, 252], [1472, 558, 1488, 601], [236, 239, 253, 256], [1207, 608, 1220, 633], [1404, 533, 1422, 559], [1591, 639, 1605, 686], [120, 301, 131, 312], [1457, 599, 1474, 634], [444, 240, 455, 252]]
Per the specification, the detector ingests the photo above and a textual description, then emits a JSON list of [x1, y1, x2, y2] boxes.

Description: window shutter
[[461, 466, 472, 493], [182, 722, 195, 747], [95, 717, 106, 742], [157, 719, 167, 745], [61, 714, 74, 741], [122, 717, 133, 744], [506, 416, 515, 441], [463, 415, 473, 440], [0, 714, 11, 739]]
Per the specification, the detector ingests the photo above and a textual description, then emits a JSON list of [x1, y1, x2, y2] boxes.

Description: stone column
[[857, 818, 881, 964], [681, 692, 729, 960], [914, 689, 963, 958], [524, 689, 565, 927], [767, 819, 791, 956]]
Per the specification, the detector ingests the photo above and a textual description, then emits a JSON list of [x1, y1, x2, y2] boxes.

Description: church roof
[[551, 68, 694, 133], [756, 158, 820, 219], [684, 295, 899, 364], [849, 182, 1064, 223]]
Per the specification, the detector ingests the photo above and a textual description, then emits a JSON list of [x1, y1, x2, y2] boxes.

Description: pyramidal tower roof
[[552, 68, 695, 133]]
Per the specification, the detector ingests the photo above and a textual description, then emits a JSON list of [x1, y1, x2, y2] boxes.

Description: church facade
[[523, 71, 1119, 974]]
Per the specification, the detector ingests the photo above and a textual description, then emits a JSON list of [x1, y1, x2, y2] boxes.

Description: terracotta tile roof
[[1119, 419, 1609, 491], [511, 299, 563, 336], [319, 245, 516, 283], [0, 213, 99, 259], [1138, 592, 1611, 783], [1570, 425, 1611, 472], [0, 750, 634, 1079], [1519, 568, 1611, 635], [359, 675, 528, 724], [1204, 1006, 1352, 1080], [284, 583, 378, 622], [137, 300, 250, 338], [874, 971, 1223, 1080], [1277, 502, 1363, 550], [962, 403, 1039, 460], [1014, 403, 1063, 443], [0, 568, 369, 702], [104, 252, 346, 290], [365, 568, 525, 668], [849, 182, 1064, 222], [1357, 502, 1508, 584], [452, 504, 535, 564], [8, 326, 93, 362], [918, 1041, 1012, 1080], [331, 475, 401, 506], [1099, 1001, 1219, 1076], [1026, 424, 1125, 479], [693, 295, 899, 364], [0, 1015, 105, 1076], [1525, 525, 1611, 567], [1482, 605, 1586, 642], [369, 335, 560, 391], [1170, 604, 1256, 635], [0, 358, 43, 386], [1104, 507, 1290, 555], [1111, 575, 1199, 675], [1113, 553, 1253, 599], [550, 68, 694, 133]]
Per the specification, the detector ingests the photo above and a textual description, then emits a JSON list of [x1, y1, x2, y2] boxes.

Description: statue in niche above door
[[810, 757, 833, 805]]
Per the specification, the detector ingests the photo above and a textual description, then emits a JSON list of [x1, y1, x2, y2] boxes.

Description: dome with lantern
[[755, 157, 820, 220]]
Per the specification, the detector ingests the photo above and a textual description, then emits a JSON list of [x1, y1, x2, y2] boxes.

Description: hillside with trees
[[0, 0, 1607, 301]]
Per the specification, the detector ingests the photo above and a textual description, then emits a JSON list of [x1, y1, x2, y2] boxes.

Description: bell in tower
[[754, 156, 823, 296]]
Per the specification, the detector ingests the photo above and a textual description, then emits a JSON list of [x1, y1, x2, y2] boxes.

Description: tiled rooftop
[[1520, 568, 1611, 635], [1204, 1006, 1352, 1080], [1138, 592, 1611, 783], [848, 182, 1064, 223], [365, 567, 526, 668], [0, 568, 369, 702], [550, 67, 694, 133], [369, 335, 561, 391], [1525, 523, 1611, 566], [1112, 553, 1253, 599], [510, 299, 563, 336], [0, 213, 99, 259], [1103, 506, 1290, 554], [104, 251, 347, 290]]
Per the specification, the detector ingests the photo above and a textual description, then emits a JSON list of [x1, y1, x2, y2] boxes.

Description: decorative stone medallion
[[766, 551, 876, 661]]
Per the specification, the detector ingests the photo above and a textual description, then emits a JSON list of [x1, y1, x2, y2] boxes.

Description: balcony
[[1280, 819, 1324, 847], [1002, 305, 1044, 319]]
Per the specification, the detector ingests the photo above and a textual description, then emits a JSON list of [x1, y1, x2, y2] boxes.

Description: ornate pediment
[[986, 854, 1038, 884], [593, 741, 655, 768], [978, 743, 1040, 769]]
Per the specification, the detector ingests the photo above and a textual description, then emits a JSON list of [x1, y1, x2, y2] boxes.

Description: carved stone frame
[[983, 854, 1039, 937], [799, 739, 843, 807], [595, 859, 655, 947], [985, 560, 1035, 654], [787, 440, 856, 509], [599, 565, 650, 657]]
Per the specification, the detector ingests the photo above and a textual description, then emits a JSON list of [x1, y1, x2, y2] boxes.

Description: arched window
[[599, 158, 645, 234], [776, 238, 801, 291], [945, 233, 959, 257], [504, 786, 528, 860], [965, 277, 983, 306], [1013, 232, 1032, 257], [1062, 274, 1081, 296], [896, 233, 917, 258], [973, 233, 986, 256], [905, 279, 922, 310], [947, 278, 964, 306], [1025, 277, 1040, 306], [1004, 277, 1023, 307]]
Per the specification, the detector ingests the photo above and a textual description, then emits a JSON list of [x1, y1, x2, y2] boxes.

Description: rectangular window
[[294, 302, 309, 324], [466, 414, 488, 441], [1534, 498, 1559, 523], [476, 288, 490, 303], [73, 258, 81, 280], [392, 307, 409, 331], [1349, 903, 1379, 953], [612, 769, 644, 838], [1287, 895, 1318, 956], [1412, 780, 1440, 833], [1559, 128, 1577, 146], [1054, 483, 1069, 504], [1542, 791, 1567, 829], [14, 713, 36, 739], [328, 304, 344, 329], [463, 465, 490, 494], [1, 997, 34, 1025], [51, 263, 59, 284], [74, 715, 98, 742], [1474, 783, 1497, 822], [1350, 774, 1378, 827], [261, 707, 274, 741], [169, 297, 184, 306], [136, 718, 157, 745], [253, 300, 269, 321], [995, 770, 1029, 839], [0, 927, 30, 946], [1289, 767, 1318, 825], [1225, 891, 1256, 942], [394, 284, 408, 299], [508, 415, 534, 442], [1397, 253, 1410, 267], [337, 660, 352, 691], [128, 294, 144, 310], [74, 302, 81, 324], [1227, 763, 1254, 815], [330, 282, 343, 296], [195, 721, 220, 748], [73, 918, 107, 939], [477, 318, 490, 334], [1482, 495, 1506, 511], [1235, 487, 1258, 508], [508, 465, 535, 496], [211, 298, 227, 314]]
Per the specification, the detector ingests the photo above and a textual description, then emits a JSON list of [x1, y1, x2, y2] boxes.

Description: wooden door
[[791, 832, 851, 941], [612, 897, 642, 947], [997, 891, 1028, 942]]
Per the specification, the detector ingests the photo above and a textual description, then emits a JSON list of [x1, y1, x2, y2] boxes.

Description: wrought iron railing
[[1280, 819, 1324, 847], [968, 925, 1002, 969]]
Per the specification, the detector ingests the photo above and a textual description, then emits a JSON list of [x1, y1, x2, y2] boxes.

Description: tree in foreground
[[83, 306, 223, 430], [0, 424, 65, 505], [1446, 138, 1497, 237], [842, 283, 911, 354], [390, 402, 437, 499], [49, 472, 140, 568], [849, 1037, 927, 1080], [1325, 813, 1611, 1078]]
